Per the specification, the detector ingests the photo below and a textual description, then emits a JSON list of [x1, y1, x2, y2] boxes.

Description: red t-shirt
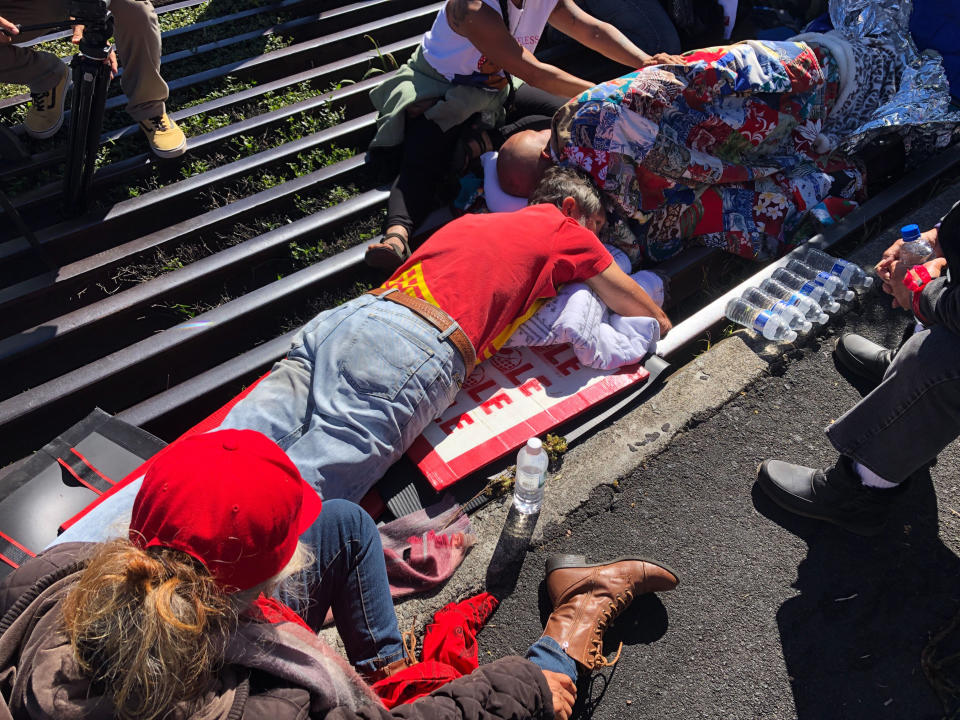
[[382, 205, 613, 362]]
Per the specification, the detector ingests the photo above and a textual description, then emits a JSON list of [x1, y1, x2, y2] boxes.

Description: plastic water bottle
[[725, 297, 798, 343], [740, 287, 812, 333], [784, 259, 855, 302], [513, 438, 548, 514], [799, 247, 874, 291], [759, 278, 830, 324], [899, 224, 934, 267], [770, 268, 841, 313]]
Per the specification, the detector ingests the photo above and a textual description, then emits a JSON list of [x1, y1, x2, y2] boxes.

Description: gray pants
[[827, 324, 960, 484], [0, 0, 167, 120]]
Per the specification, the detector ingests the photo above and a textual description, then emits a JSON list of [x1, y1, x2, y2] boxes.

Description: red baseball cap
[[129, 429, 322, 592]]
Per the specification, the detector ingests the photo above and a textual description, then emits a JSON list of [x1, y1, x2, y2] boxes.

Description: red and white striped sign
[[408, 344, 650, 490]]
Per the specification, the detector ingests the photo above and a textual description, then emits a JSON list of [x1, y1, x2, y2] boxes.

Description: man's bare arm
[[547, 0, 685, 69], [585, 264, 672, 335], [445, 0, 594, 97]]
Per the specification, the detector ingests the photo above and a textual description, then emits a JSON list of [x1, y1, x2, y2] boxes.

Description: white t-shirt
[[421, 0, 559, 88]]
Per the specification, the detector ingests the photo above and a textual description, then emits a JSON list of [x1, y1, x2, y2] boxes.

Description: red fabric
[[372, 592, 500, 708], [382, 205, 613, 362], [253, 595, 313, 631], [904, 263, 933, 292], [130, 429, 322, 592]]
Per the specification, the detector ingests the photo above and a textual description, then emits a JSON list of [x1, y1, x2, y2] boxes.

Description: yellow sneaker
[[139, 113, 187, 158], [24, 64, 71, 140]]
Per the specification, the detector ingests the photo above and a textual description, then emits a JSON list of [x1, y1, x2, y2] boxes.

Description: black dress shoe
[[756, 456, 900, 536], [834, 334, 894, 386]]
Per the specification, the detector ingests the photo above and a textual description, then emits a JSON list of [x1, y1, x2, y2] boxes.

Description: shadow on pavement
[[485, 505, 539, 600], [751, 473, 960, 718]]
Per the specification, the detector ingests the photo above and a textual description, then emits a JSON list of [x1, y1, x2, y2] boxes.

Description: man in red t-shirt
[[219, 167, 670, 502]]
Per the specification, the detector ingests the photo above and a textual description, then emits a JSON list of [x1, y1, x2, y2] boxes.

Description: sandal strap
[[382, 231, 411, 256]]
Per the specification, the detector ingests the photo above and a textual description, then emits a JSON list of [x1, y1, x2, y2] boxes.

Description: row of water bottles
[[725, 247, 874, 343]]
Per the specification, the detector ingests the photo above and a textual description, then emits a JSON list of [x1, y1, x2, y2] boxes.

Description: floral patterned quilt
[[550, 39, 871, 262]]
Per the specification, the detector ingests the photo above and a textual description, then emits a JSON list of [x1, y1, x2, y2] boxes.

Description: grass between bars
[[3, 0, 393, 334]]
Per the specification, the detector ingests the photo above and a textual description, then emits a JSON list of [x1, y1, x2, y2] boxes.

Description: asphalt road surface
[[479, 293, 960, 720]]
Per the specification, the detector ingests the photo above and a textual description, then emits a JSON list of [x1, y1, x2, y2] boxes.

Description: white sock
[[854, 461, 898, 489]]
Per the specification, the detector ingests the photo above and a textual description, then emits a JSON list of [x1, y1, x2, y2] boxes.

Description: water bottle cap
[[816, 312, 829, 324], [862, 276, 874, 288], [783, 329, 797, 343], [843, 290, 855, 302], [826, 300, 840, 313], [901, 224, 921, 241], [526, 438, 543, 452], [800, 320, 812, 333]]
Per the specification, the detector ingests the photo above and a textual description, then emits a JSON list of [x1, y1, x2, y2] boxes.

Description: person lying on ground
[[0, 0, 186, 157], [363, 0, 685, 270], [756, 198, 959, 536], [0, 428, 681, 720], [489, 32, 916, 264], [50, 167, 669, 510], [220, 166, 669, 503]]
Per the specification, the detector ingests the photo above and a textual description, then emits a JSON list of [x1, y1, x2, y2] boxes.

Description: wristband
[[903, 263, 932, 292]]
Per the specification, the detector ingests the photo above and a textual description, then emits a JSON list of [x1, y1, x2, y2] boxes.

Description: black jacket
[[917, 199, 960, 333]]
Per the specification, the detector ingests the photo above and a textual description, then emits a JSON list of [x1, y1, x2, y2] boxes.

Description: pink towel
[[379, 497, 475, 598]]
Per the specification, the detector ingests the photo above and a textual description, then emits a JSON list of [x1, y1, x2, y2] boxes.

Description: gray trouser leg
[[826, 325, 960, 484], [110, 0, 167, 121]]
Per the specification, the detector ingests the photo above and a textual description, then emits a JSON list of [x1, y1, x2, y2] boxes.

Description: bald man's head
[[496, 129, 553, 198]]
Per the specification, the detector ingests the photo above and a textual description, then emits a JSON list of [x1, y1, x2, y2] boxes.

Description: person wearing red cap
[[0, 429, 572, 719]]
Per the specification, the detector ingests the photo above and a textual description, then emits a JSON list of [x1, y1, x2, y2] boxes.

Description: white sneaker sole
[[149, 137, 188, 159]]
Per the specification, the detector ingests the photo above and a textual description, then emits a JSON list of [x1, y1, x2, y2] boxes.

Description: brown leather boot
[[541, 554, 679, 671]]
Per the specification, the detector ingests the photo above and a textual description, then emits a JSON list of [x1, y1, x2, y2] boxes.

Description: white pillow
[[481, 151, 528, 213]]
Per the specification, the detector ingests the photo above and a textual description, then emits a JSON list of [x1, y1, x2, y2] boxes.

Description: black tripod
[[3, 0, 114, 216]]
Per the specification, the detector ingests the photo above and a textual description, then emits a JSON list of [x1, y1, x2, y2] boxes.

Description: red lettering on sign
[[518, 378, 544, 397], [535, 345, 579, 370], [555, 357, 580, 376], [481, 393, 512, 415], [466, 378, 498, 403], [438, 413, 474, 435]]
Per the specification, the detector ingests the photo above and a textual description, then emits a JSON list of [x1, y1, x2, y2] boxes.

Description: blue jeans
[[285, 499, 405, 672], [526, 636, 579, 682], [219, 293, 466, 502], [49, 494, 405, 673]]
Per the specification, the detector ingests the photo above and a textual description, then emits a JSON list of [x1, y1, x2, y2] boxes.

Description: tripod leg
[[62, 55, 111, 217], [62, 56, 91, 216], [77, 60, 111, 206]]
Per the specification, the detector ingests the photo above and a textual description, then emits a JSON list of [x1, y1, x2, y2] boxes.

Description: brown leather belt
[[367, 287, 476, 369]]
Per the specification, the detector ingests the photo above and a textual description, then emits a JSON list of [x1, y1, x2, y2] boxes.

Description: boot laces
[[590, 589, 634, 668], [401, 618, 418, 665]]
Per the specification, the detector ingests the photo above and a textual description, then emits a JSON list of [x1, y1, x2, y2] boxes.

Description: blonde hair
[[61, 538, 312, 720]]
